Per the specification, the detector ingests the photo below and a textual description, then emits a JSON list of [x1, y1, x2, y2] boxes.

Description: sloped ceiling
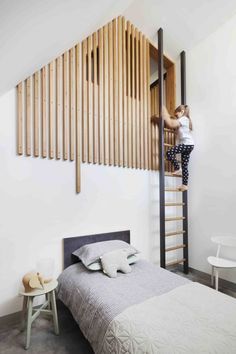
[[1, 0, 236, 96], [124, 0, 236, 59], [0, 0, 134, 96]]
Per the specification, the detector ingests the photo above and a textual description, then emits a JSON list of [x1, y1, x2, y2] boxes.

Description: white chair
[[207, 236, 236, 291]]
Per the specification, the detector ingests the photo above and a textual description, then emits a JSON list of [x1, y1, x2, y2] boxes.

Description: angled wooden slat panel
[[113, 18, 119, 166], [127, 21, 131, 168], [87, 36, 93, 163], [118, 16, 123, 166], [49, 61, 54, 159], [17, 82, 23, 155], [56, 56, 62, 159], [122, 17, 127, 167], [63, 51, 69, 160], [135, 29, 140, 168], [104, 24, 109, 165], [26, 77, 31, 156], [98, 27, 104, 164], [147, 41, 151, 170], [93, 31, 98, 164], [82, 40, 88, 163], [69, 47, 75, 161], [108, 21, 114, 165], [34, 72, 39, 157], [131, 25, 136, 168], [143, 36, 148, 169], [76, 43, 81, 193], [41, 66, 47, 158], [139, 32, 144, 169], [166, 64, 176, 115]]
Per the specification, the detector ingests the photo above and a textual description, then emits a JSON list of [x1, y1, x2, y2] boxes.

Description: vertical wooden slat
[[63, 51, 69, 160], [69, 48, 75, 161], [98, 28, 104, 164], [135, 28, 140, 168], [122, 17, 127, 167], [41, 67, 47, 158], [104, 24, 109, 165], [76, 43, 81, 193], [82, 40, 88, 163], [139, 32, 144, 169], [87, 36, 93, 163], [17, 83, 23, 155], [93, 31, 98, 164], [108, 21, 114, 165], [49, 61, 54, 159], [166, 64, 176, 115], [34, 72, 39, 157], [113, 19, 119, 166], [127, 21, 131, 168], [131, 25, 136, 168], [56, 56, 62, 159], [143, 37, 148, 169], [147, 41, 151, 170], [118, 16, 123, 166], [26, 77, 31, 156]]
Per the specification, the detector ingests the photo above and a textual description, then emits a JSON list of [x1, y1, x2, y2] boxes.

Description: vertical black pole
[[180, 51, 189, 274], [158, 28, 165, 268]]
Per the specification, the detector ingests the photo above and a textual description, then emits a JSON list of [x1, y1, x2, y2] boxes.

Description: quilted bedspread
[[100, 282, 236, 354]]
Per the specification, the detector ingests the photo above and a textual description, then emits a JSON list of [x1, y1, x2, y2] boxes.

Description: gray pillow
[[87, 253, 139, 271], [72, 240, 139, 269]]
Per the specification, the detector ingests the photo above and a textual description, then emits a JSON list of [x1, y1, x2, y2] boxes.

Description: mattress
[[57, 259, 189, 353]]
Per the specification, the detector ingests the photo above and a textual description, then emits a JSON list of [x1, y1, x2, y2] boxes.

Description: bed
[[57, 230, 236, 354]]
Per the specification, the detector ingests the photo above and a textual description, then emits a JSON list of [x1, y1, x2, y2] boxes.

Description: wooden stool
[[20, 279, 59, 349]]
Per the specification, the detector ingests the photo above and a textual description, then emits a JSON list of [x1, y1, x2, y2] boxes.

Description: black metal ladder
[[157, 29, 189, 273]]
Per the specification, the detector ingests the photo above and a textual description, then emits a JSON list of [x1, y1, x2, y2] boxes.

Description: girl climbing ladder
[[162, 105, 194, 191]]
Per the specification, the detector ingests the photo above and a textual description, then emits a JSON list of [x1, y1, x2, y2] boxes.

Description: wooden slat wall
[[16, 16, 176, 192]]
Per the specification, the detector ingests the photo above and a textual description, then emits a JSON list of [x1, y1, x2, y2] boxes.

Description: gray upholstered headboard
[[63, 230, 130, 269]]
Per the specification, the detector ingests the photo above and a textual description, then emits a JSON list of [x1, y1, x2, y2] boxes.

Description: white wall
[[0, 88, 183, 317], [187, 13, 236, 282]]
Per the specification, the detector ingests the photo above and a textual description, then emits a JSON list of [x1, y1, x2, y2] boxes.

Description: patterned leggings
[[166, 144, 194, 185]]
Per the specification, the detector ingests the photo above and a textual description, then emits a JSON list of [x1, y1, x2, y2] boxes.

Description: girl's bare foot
[[178, 185, 188, 191]]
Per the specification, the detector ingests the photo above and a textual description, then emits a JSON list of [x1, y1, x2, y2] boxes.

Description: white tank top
[[177, 116, 194, 145]]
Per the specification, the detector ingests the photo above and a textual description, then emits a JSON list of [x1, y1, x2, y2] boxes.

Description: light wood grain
[[127, 21, 131, 168], [122, 17, 127, 167], [63, 52, 69, 160], [98, 28, 104, 164], [113, 18, 119, 166], [135, 29, 140, 168], [49, 61, 54, 159], [93, 32, 98, 164], [118, 16, 123, 166], [26, 77, 31, 156], [33, 72, 39, 157], [17, 82, 23, 155], [131, 25, 136, 168], [56, 56, 62, 159], [76, 44, 81, 193], [41, 67, 47, 158], [82, 40, 88, 162], [108, 21, 114, 165], [69, 48, 75, 161], [104, 24, 109, 165]]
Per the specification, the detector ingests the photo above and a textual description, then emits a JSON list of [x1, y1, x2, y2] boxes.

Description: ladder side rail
[[180, 50, 189, 274], [158, 28, 165, 268]]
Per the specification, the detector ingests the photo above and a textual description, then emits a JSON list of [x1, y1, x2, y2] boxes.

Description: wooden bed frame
[[63, 230, 130, 269]]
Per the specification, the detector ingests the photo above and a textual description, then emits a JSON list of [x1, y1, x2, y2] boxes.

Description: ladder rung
[[165, 188, 183, 192], [165, 172, 182, 178], [166, 258, 186, 266], [165, 202, 185, 207], [164, 143, 174, 147], [165, 244, 186, 252], [164, 128, 175, 133], [165, 216, 185, 222], [165, 230, 186, 237]]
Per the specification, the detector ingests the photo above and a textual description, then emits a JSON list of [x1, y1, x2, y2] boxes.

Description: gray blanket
[[57, 260, 189, 353]]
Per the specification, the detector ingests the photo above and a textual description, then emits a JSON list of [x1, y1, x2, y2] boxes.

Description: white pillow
[[87, 253, 139, 271], [100, 249, 132, 278]]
